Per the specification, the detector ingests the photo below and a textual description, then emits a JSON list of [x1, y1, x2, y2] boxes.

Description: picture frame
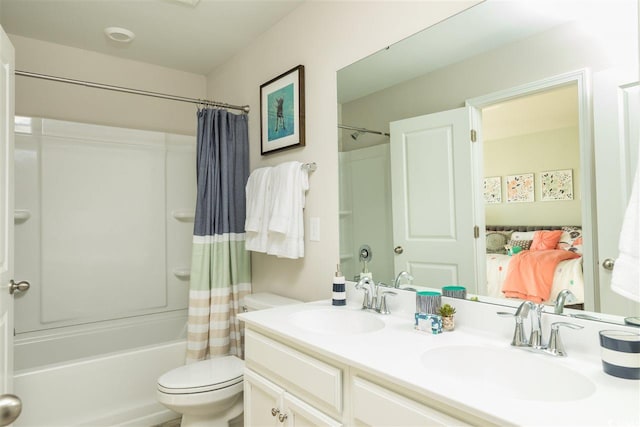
[[483, 176, 502, 204], [260, 65, 305, 155], [506, 173, 534, 203], [540, 169, 574, 201]]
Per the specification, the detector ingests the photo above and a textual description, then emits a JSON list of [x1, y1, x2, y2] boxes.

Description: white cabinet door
[[245, 368, 342, 427], [244, 369, 283, 427], [352, 377, 470, 427], [390, 108, 476, 289], [283, 392, 342, 427]]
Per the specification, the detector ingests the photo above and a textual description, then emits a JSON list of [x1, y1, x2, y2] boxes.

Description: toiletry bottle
[[332, 263, 346, 306]]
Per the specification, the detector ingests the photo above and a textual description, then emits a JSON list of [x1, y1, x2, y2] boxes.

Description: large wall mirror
[[337, 0, 639, 323]]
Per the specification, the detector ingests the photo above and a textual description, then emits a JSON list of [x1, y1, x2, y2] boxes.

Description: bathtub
[[14, 314, 187, 427]]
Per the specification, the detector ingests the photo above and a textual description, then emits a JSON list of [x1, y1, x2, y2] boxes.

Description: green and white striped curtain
[[187, 108, 251, 363]]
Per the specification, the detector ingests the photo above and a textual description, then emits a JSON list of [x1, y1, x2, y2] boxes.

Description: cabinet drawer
[[245, 329, 342, 413], [352, 377, 470, 426]]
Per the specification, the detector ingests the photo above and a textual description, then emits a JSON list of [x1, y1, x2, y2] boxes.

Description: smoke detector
[[104, 27, 135, 43]]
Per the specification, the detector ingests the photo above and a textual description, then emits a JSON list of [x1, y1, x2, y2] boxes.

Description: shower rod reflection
[[15, 70, 251, 113], [338, 124, 390, 141]]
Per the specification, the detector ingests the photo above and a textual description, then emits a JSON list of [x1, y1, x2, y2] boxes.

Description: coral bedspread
[[502, 250, 581, 303]]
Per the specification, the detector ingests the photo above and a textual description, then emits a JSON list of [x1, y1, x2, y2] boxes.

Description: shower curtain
[[186, 108, 251, 363]]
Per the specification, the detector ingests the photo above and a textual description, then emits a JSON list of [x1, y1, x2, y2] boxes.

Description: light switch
[[309, 217, 320, 241]]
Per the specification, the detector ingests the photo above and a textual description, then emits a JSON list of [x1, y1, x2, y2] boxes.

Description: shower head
[[339, 124, 389, 140]]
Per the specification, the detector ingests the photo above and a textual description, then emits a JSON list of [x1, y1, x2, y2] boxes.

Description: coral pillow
[[530, 230, 563, 251]]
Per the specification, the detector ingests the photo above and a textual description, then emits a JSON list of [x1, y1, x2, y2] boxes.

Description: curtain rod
[[338, 124, 390, 137], [15, 70, 251, 114]]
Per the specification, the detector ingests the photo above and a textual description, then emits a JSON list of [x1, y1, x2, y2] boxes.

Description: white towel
[[245, 167, 273, 253], [267, 161, 308, 259], [611, 163, 640, 302]]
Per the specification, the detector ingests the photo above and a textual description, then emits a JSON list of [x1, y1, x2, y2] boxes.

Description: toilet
[[157, 292, 301, 427]]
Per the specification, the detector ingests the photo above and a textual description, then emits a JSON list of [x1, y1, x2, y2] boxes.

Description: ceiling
[[0, 0, 304, 75]]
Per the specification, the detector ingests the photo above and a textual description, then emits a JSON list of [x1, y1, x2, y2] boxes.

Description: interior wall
[[9, 34, 205, 136], [205, 1, 480, 302], [484, 126, 581, 226]]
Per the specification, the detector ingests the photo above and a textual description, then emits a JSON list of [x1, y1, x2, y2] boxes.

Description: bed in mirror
[[337, 0, 639, 324]]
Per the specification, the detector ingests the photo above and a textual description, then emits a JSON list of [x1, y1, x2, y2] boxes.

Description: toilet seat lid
[[158, 356, 244, 394]]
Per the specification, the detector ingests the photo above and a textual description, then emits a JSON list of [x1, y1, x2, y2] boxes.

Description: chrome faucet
[[355, 277, 397, 314], [393, 271, 414, 288], [498, 301, 583, 356], [554, 289, 577, 314]]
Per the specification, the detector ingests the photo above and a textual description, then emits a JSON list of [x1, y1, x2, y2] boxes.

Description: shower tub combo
[[13, 117, 195, 426]]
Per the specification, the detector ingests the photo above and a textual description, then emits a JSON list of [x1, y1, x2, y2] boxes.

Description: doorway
[[467, 70, 596, 310]]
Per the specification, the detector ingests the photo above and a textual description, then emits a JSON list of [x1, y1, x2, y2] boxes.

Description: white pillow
[[511, 231, 536, 241]]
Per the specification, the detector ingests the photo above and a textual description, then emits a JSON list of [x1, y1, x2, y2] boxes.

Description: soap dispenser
[[332, 263, 346, 306]]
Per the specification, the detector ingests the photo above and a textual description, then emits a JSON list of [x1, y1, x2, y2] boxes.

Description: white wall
[[205, 1, 480, 302], [9, 34, 205, 136], [484, 126, 581, 226]]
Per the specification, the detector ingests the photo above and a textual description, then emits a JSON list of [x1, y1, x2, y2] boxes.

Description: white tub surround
[[239, 287, 640, 426], [14, 117, 194, 368]]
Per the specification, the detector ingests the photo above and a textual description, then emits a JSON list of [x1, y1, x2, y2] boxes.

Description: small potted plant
[[437, 304, 456, 331]]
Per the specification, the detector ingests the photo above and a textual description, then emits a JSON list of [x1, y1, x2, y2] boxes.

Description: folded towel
[[612, 162, 640, 302], [245, 167, 273, 253]]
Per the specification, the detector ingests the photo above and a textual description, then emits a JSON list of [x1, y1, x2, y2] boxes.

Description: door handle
[[394, 246, 404, 254], [9, 280, 30, 295], [0, 394, 22, 426], [602, 258, 616, 271]]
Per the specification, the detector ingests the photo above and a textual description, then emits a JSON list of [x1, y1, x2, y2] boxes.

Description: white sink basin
[[421, 345, 596, 402], [289, 308, 385, 335]]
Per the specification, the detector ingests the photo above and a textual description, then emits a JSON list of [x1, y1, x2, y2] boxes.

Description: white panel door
[[593, 68, 640, 317], [0, 24, 22, 425], [390, 108, 476, 289]]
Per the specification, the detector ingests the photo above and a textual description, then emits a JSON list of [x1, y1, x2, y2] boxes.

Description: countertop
[[239, 297, 640, 426]]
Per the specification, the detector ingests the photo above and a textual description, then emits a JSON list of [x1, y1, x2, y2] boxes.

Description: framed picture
[[260, 65, 305, 155], [483, 176, 502, 204], [540, 169, 574, 201], [506, 173, 534, 203]]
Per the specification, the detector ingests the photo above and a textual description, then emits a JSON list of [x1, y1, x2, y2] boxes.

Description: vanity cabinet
[[244, 369, 342, 426], [244, 327, 481, 427], [244, 329, 343, 426]]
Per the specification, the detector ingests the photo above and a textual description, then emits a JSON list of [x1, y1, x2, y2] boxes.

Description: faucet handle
[[377, 291, 397, 315], [355, 277, 373, 309], [546, 322, 584, 357], [357, 287, 371, 310], [497, 311, 528, 347]]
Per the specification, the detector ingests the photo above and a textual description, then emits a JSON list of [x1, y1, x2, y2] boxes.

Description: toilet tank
[[243, 292, 301, 312]]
